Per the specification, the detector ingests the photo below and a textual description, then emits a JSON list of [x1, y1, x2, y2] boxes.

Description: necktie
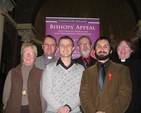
[[99, 64, 106, 93], [84, 58, 88, 68]]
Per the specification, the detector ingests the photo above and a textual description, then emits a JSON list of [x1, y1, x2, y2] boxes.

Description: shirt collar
[[81, 55, 91, 63], [44, 54, 53, 59], [97, 60, 110, 72], [56, 58, 74, 69], [121, 59, 126, 62]]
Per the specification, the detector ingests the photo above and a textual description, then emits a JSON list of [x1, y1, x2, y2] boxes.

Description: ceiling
[[8, 0, 141, 44]]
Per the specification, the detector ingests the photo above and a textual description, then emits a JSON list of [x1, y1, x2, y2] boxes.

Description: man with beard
[[79, 36, 132, 113], [74, 36, 96, 69]]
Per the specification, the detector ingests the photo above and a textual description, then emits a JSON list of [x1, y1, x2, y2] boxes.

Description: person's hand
[[57, 106, 70, 113]]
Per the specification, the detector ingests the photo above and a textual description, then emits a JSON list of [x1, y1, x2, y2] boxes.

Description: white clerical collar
[[48, 56, 52, 59], [121, 59, 126, 62], [44, 55, 53, 59]]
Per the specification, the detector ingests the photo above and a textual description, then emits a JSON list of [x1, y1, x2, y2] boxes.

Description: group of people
[[2, 35, 141, 113]]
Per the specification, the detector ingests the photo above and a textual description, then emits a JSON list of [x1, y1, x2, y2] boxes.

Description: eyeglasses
[[118, 45, 130, 49], [43, 43, 56, 47], [79, 43, 91, 47], [23, 51, 35, 56]]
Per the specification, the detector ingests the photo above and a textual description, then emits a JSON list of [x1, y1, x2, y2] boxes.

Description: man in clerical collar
[[42, 36, 84, 113], [80, 36, 132, 113], [35, 35, 59, 70]]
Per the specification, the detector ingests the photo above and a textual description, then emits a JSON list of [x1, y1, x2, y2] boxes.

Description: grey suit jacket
[[35, 55, 59, 70], [80, 60, 132, 113]]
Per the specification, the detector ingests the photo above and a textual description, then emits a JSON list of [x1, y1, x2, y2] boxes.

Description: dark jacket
[[115, 58, 141, 113], [73, 56, 96, 69]]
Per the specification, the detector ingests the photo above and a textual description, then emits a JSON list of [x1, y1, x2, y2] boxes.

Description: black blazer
[[73, 56, 96, 69]]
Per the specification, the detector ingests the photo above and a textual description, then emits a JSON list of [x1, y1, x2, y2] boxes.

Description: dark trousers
[[21, 105, 29, 113]]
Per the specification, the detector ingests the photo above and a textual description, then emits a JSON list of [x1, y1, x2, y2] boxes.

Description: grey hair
[[77, 36, 92, 46], [21, 43, 37, 57]]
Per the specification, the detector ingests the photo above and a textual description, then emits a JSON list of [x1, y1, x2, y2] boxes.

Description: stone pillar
[[135, 20, 141, 58], [17, 23, 36, 43], [0, 0, 16, 68], [17, 23, 36, 62], [135, 20, 141, 38], [0, 13, 4, 68]]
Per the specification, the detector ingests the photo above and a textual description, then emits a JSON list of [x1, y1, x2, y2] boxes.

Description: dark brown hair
[[58, 36, 74, 47], [43, 35, 57, 46]]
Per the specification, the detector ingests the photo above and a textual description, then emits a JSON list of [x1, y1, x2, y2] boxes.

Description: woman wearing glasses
[[3, 43, 46, 113], [115, 38, 141, 113]]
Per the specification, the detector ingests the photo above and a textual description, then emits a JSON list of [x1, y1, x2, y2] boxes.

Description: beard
[[80, 50, 91, 57], [95, 51, 110, 60]]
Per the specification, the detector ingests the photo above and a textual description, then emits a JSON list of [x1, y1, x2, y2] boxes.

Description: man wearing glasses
[[74, 36, 96, 69], [35, 35, 59, 70]]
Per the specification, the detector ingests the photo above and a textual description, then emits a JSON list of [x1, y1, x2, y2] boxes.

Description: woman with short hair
[[3, 43, 45, 113]]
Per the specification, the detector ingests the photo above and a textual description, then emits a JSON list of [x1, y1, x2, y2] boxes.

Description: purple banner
[[46, 17, 100, 59]]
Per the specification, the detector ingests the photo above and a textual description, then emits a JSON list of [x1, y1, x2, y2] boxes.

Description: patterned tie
[[98, 64, 106, 93], [84, 58, 89, 68]]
